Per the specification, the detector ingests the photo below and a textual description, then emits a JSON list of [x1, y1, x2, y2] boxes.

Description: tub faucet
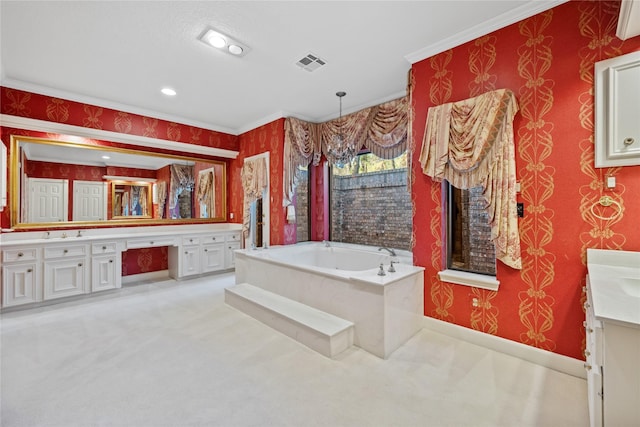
[[378, 246, 396, 256]]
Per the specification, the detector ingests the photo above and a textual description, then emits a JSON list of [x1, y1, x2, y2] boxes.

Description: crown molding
[[0, 114, 239, 159], [405, 0, 569, 64]]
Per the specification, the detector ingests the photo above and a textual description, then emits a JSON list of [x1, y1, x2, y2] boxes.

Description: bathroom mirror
[[9, 135, 227, 229], [594, 50, 640, 167]]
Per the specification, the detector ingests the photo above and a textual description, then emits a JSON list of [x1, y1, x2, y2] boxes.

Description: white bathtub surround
[[232, 242, 424, 358], [225, 283, 354, 357]]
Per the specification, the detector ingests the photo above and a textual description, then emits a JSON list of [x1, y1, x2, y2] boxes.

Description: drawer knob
[[150, 241, 154, 245], [584, 349, 591, 357], [109, 260, 113, 263], [190, 239, 193, 242], [27, 268, 32, 273], [102, 246, 107, 250], [78, 263, 83, 267], [63, 249, 69, 254], [17, 252, 24, 257], [204, 249, 208, 252], [584, 363, 592, 371], [212, 237, 216, 241]]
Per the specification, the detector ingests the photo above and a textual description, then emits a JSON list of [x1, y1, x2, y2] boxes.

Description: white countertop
[[0, 223, 242, 248], [587, 248, 640, 329]]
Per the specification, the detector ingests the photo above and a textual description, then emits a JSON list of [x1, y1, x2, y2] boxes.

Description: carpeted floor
[[1, 272, 588, 427]]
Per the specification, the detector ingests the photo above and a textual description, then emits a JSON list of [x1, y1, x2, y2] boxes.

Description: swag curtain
[[241, 157, 268, 238], [419, 88, 522, 270], [283, 96, 408, 206]]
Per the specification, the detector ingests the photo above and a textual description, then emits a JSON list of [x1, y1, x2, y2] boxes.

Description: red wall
[[410, 0, 640, 359]]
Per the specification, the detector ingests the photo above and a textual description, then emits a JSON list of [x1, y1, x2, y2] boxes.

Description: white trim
[[1, 78, 239, 135], [102, 176, 157, 183], [405, 0, 569, 64], [616, 0, 640, 40], [438, 269, 500, 291], [423, 316, 586, 379], [0, 114, 239, 159]]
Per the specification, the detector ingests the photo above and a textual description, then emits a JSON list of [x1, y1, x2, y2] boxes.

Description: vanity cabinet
[[91, 242, 122, 292], [168, 231, 240, 279], [585, 276, 640, 427], [225, 233, 241, 268], [1, 225, 242, 309], [584, 279, 604, 427], [43, 244, 89, 300], [2, 247, 40, 307]]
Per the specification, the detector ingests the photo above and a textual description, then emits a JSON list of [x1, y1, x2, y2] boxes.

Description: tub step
[[225, 283, 354, 358]]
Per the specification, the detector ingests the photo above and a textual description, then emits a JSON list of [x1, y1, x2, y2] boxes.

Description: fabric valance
[[419, 88, 522, 270], [283, 96, 408, 206]]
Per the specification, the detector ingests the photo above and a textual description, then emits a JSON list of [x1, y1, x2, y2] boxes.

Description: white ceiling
[[1, 1, 567, 136]]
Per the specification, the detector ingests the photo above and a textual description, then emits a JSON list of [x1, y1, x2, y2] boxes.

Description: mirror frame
[[9, 135, 228, 229]]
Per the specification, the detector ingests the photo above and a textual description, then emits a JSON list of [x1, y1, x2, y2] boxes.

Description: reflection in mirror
[[9, 136, 227, 229], [111, 181, 153, 219]]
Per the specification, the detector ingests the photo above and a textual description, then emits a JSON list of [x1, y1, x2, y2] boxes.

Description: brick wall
[[295, 169, 309, 242], [331, 169, 412, 251], [465, 187, 495, 274]]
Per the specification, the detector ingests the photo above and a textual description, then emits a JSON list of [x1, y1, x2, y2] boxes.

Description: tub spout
[[378, 246, 396, 256]]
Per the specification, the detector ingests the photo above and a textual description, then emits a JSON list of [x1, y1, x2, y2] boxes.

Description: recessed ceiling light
[[161, 87, 177, 96], [228, 44, 243, 55]]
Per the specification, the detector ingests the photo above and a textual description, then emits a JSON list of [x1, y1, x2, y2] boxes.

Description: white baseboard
[[423, 316, 586, 379], [122, 270, 170, 285]]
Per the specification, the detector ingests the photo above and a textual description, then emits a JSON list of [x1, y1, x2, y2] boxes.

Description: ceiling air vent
[[295, 53, 326, 72]]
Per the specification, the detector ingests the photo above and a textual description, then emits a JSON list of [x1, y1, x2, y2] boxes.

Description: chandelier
[[326, 91, 357, 167]]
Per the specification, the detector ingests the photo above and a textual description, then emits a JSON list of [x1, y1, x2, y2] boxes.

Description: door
[[73, 180, 107, 221], [28, 177, 68, 223]]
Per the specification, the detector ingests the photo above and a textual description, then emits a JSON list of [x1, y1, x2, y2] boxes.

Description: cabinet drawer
[[92, 242, 118, 254], [226, 232, 241, 242], [127, 236, 176, 249], [44, 245, 87, 259], [201, 234, 222, 244], [2, 247, 38, 263], [182, 236, 200, 246]]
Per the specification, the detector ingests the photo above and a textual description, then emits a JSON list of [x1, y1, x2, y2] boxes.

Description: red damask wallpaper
[[410, 0, 640, 359]]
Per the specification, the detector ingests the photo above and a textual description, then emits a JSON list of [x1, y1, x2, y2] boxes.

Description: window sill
[[438, 269, 500, 291]]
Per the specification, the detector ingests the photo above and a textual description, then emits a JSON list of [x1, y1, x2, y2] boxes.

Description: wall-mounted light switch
[[606, 176, 616, 189]]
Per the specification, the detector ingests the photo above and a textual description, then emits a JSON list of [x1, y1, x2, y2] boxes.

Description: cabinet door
[[226, 242, 241, 269], [44, 258, 87, 300], [2, 263, 39, 307], [201, 244, 224, 273], [181, 247, 201, 277], [92, 254, 120, 292]]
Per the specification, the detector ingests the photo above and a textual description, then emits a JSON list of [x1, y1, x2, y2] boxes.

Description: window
[[330, 152, 411, 250], [446, 183, 496, 276]]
